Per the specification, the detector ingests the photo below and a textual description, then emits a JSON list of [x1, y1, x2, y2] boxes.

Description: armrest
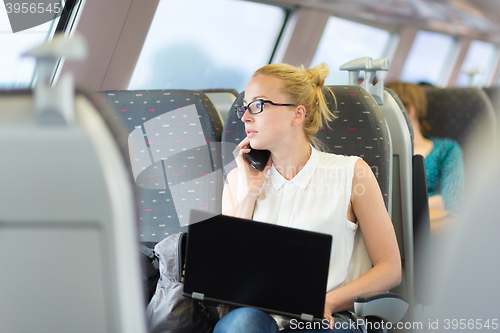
[[354, 292, 408, 323]]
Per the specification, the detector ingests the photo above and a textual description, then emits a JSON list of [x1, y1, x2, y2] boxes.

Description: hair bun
[[305, 63, 329, 88]]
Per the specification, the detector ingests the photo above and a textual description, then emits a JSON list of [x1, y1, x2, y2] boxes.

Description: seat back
[[384, 89, 414, 152], [377, 89, 416, 312], [341, 58, 419, 330], [424, 87, 497, 159], [101, 89, 224, 245], [483, 86, 500, 119], [372, 86, 433, 329], [0, 89, 146, 333], [202, 88, 239, 125]]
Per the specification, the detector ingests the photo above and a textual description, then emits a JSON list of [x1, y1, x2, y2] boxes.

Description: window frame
[[400, 29, 457, 86], [457, 39, 498, 88], [127, 0, 289, 92], [310, 15, 394, 86], [0, 0, 82, 89]]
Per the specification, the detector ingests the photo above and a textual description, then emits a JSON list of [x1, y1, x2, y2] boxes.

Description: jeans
[[213, 307, 362, 333]]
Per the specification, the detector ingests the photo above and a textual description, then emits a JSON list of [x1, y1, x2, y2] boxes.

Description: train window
[[128, 0, 286, 92], [400, 31, 455, 86], [0, 19, 56, 89], [0, 0, 81, 89], [457, 40, 497, 87], [311, 16, 392, 85]]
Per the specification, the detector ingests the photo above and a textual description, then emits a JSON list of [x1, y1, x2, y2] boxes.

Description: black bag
[[146, 232, 217, 333]]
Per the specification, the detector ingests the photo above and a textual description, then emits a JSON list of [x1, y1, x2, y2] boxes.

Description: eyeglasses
[[235, 99, 297, 119]]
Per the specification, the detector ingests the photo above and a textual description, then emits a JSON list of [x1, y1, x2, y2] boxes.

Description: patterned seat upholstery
[[222, 85, 392, 211], [101, 90, 224, 245], [424, 87, 497, 153]]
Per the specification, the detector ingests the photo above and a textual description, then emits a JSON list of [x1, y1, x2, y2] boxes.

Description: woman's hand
[[221, 137, 272, 218], [233, 137, 272, 195], [324, 292, 337, 329]]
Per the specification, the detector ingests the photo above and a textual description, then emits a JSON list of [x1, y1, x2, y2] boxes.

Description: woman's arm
[[323, 159, 401, 322], [427, 142, 464, 235]]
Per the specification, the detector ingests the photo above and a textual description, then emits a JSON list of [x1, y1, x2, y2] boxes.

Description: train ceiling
[[267, 0, 500, 43]]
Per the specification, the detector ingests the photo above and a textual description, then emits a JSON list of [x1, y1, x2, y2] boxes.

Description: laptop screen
[[183, 212, 332, 321]]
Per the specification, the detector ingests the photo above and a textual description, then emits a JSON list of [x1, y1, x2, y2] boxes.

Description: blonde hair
[[253, 62, 336, 149], [385, 81, 431, 135]]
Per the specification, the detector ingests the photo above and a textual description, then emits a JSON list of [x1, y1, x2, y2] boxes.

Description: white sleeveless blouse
[[238, 147, 361, 292]]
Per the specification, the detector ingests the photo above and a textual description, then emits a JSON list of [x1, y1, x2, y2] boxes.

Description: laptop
[[183, 209, 332, 322]]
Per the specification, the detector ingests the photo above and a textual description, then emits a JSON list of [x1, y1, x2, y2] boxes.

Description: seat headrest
[[424, 87, 496, 149]]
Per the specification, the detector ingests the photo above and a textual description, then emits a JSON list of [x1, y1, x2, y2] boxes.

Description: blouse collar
[[269, 145, 319, 191]]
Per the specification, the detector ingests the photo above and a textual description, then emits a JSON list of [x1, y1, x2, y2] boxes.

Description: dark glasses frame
[[235, 99, 298, 119]]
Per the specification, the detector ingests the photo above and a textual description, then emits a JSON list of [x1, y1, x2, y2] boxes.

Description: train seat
[[202, 88, 239, 125], [101, 89, 224, 246], [369, 86, 429, 328], [221, 86, 410, 329], [0, 35, 146, 333], [424, 87, 497, 161], [423, 131, 500, 328], [381, 88, 433, 329], [341, 57, 426, 330], [377, 90, 414, 286], [375, 84, 432, 326]]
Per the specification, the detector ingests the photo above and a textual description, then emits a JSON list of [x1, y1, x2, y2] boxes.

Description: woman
[[385, 82, 465, 234], [218, 63, 401, 332]]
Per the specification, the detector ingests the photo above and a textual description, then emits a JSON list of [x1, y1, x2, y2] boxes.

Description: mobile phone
[[244, 145, 271, 171]]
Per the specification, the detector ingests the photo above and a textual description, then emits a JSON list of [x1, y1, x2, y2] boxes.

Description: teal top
[[425, 137, 465, 212]]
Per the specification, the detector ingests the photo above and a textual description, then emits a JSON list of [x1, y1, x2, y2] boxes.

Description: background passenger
[[218, 63, 401, 332], [385, 82, 465, 234]]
